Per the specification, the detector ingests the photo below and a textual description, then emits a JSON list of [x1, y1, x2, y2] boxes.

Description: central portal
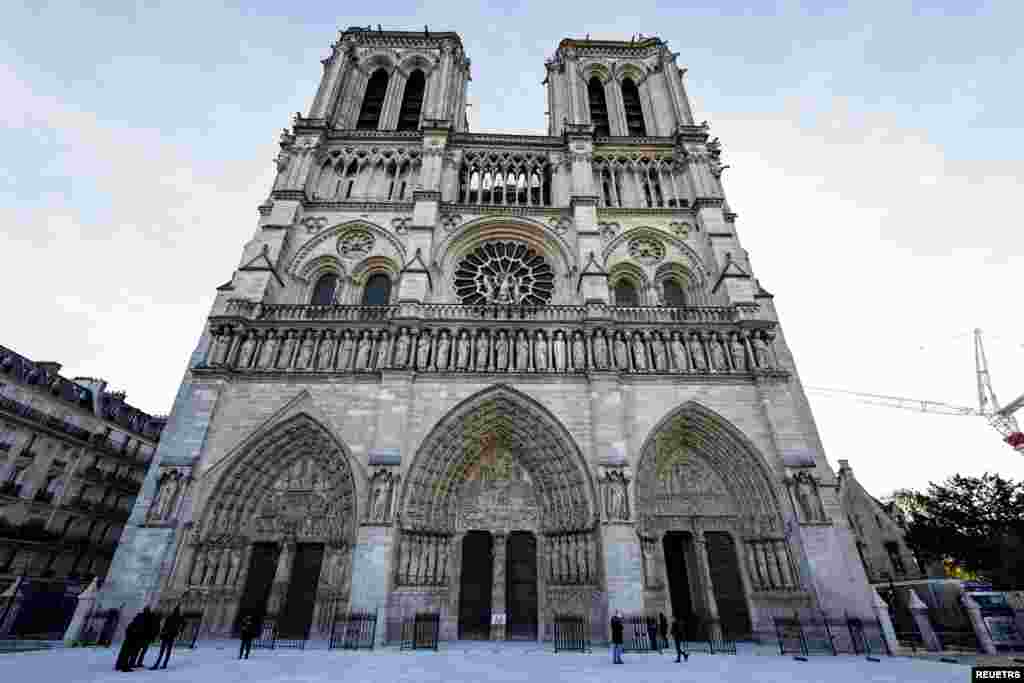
[[506, 531, 538, 640], [457, 530, 539, 641], [458, 531, 493, 639]]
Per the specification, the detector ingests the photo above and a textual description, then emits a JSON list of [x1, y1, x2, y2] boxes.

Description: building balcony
[[201, 300, 786, 379]]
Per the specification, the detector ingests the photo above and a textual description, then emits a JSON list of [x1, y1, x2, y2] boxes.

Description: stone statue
[[752, 332, 773, 369], [278, 331, 296, 368], [375, 331, 391, 369], [669, 331, 687, 372], [436, 331, 451, 370], [610, 331, 626, 370], [238, 332, 257, 368], [150, 474, 176, 521], [337, 331, 354, 370], [475, 331, 490, 371], [552, 330, 567, 371], [317, 333, 334, 370], [593, 332, 609, 369], [456, 331, 471, 370], [632, 333, 648, 371], [355, 332, 372, 370], [515, 331, 530, 371], [297, 333, 315, 369], [688, 333, 707, 371], [372, 479, 389, 521], [730, 332, 747, 371], [534, 331, 548, 372], [649, 331, 666, 371], [416, 330, 432, 369], [795, 476, 817, 522], [209, 330, 230, 366], [258, 332, 278, 368], [394, 328, 411, 368], [571, 332, 586, 371], [709, 333, 728, 372], [494, 330, 509, 371]]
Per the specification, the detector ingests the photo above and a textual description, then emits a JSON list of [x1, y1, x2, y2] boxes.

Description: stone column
[[908, 589, 941, 652], [491, 532, 506, 641], [872, 588, 900, 655], [962, 593, 998, 655], [692, 531, 721, 641], [63, 577, 100, 645], [267, 542, 294, 617], [536, 534, 546, 643]]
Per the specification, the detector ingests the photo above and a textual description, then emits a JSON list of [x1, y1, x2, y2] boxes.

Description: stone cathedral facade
[[99, 28, 877, 644]]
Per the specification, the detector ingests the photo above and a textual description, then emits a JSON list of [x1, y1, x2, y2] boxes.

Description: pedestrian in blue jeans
[[610, 611, 624, 664]]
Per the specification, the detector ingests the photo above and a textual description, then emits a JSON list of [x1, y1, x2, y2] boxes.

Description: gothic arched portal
[[171, 414, 359, 639]]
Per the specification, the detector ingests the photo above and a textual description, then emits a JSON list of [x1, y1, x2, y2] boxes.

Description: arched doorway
[[169, 414, 358, 639], [637, 403, 793, 639], [395, 385, 601, 642]]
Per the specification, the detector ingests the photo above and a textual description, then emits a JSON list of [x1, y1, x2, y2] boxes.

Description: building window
[[621, 78, 646, 136], [311, 273, 339, 306], [361, 273, 392, 306], [614, 281, 639, 307], [397, 69, 426, 131], [885, 542, 906, 575], [357, 68, 389, 130], [663, 278, 685, 307], [588, 76, 610, 136]]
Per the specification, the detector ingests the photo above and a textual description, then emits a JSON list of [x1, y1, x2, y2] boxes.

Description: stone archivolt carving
[[203, 324, 782, 379], [628, 236, 665, 265], [548, 216, 572, 234], [301, 215, 329, 233], [440, 213, 462, 232], [453, 241, 555, 306], [337, 229, 375, 259], [598, 221, 620, 242], [668, 221, 690, 238], [391, 216, 412, 234]]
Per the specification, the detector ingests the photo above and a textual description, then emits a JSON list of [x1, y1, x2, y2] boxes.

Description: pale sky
[[3, 1, 1023, 497]]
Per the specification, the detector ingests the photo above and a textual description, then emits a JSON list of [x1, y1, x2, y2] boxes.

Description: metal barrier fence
[[552, 614, 591, 653], [683, 619, 737, 655], [620, 615, 660, 653], [254, 620, 276, 649], [329, 611, 378, 650], [771, 612, 891, 657], [929, 605, 981, 654], [78, 608, 119, 646], [175, 612, 203, 649], [400, 612, 440, 651], [250, 619, 307, 650]]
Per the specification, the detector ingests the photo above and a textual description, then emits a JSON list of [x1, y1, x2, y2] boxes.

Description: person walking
[[114, 611, 146, 672], [238, 615, 257, 660], [658, 612, 668, 652], [132, 608, 159, 669], [150, 606, 184, 670], [610, 611, 624, 664], [646, 615, 660, 653], [671, 616, 689, 663]]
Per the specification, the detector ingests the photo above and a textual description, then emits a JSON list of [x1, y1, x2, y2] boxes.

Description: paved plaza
[[0, 642, 977, 683]]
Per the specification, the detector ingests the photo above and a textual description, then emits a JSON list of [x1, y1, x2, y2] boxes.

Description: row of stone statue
[[395, 532, 451, 587], [745, 538, 799, 591], [545, 531, 599, 586], [206, 324, 779, 375]]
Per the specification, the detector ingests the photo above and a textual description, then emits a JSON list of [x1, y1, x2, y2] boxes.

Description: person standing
[[150, 606, 184, 670], [671, 616, 689, 663], [132, 608, 159, 668], [114, 611, 146, 672], [238, 615, 257, 660], [646, 615, 660, 653], [658, 612, 668, 652], [610, 611, 624, 664]]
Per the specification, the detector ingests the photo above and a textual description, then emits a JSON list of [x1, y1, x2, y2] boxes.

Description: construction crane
[[806, 329, 1024, 453]]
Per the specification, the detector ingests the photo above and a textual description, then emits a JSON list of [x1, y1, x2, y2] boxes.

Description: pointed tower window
[[357, 69, 389, 130], [311, 273, 339, 306], [588, 76, 610, 137], [621, 78, 646, 136], [615, 281, 639, 307], [362, 273, 392, 306], [397, 69, 426, 131]]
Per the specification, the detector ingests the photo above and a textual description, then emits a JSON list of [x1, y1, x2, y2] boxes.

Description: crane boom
[[804, 386, 983, 417]]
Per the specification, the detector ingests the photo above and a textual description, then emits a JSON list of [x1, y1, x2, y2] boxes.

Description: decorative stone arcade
[[391, 387, 603, 643]]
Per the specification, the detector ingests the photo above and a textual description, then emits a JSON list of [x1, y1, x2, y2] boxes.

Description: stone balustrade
[[205, 301, 782, 378]]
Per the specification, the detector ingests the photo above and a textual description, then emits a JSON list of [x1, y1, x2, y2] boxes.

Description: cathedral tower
[[100, 28, 877, 647]]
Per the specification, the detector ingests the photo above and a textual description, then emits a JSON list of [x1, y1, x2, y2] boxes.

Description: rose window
[[454, 241, 555, 305]]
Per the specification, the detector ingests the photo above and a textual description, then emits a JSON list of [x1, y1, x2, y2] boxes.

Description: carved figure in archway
[[336, 330, 354, 370], [435, 330, 451, 370], [752, 332, 774, 369], [257, 332, 278, 368], [593, 331, 609, 369], [355, 331, 372, 370], [791, 472, 826, 523], [729, 332, 747, 371], [209, 329, 230, 366], [238, 332, 257, 368], [614, 332, 630, 371], [649, 331, 666, 371], [475, 331, 490, 371], [552, 330, 567, 371], [297, 332, 316, 369], [632, 332, 648, 372], [688, 333, 707, 371], [494, 330, 509, 371], [375, 330, 392, 369], [515, 330, 530, 371], [571, 331, 586, 371], [603, 471, 629, 521], [669, 331, 688, 372], [317, 332, 335, 369], [534, 331, 549, 372], [416, 330, 432, 369], [456, 330, 471, 370], [393, 328, 411, 368], [709, 333, 728, 372]]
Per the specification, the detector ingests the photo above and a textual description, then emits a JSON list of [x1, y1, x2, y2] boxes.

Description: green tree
[[892, 473, 1024, 589]]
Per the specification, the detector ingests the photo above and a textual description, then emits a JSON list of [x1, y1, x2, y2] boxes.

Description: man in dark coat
[[238, 615, 258, 660], [658, 612, 668, 651], [150, 606, 184, 670], [132, 608, 159, 668], [671, 616, 689, 663], [646, 615, 660, 653], [114, 611, 146, 672], [610, 611, 624, 664]]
